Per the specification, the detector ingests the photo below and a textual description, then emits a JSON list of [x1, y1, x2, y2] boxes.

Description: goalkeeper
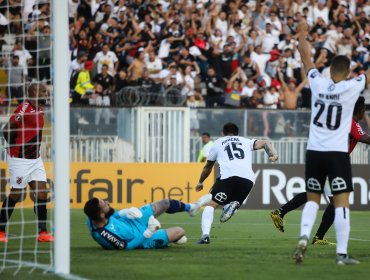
[[84, 194, 211, 250]]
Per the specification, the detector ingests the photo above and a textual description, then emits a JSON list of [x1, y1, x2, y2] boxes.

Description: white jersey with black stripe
[[307, 68, 366, 152], [207, 136, 256, 182]]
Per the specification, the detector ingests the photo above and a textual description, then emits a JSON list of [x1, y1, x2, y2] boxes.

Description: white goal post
[[52, 0, 70, 275]]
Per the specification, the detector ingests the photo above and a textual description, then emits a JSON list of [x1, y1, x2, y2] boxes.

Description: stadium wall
[[0, 163, 369, 210]]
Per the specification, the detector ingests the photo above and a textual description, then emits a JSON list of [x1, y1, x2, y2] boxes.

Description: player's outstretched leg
[[271, 192, 307, 232], [188, 193, 212, 217], [220, 201, 240, 223]]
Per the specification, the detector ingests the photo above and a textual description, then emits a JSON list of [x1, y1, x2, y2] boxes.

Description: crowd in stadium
[[1, 0, 370, 108]]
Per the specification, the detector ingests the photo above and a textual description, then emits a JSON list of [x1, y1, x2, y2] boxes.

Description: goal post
[[52, 0, 70, 275]]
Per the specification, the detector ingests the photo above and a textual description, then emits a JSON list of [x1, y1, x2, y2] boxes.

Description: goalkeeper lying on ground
[[84, 194, 211, 250]]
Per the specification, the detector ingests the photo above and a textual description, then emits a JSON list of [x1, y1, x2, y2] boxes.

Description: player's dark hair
[[84, 198, 101, 221], [330, 55, 350, 76], [354, 96, 365, 115], [202, 132, 210, 137], [223, 122, 239, 136]]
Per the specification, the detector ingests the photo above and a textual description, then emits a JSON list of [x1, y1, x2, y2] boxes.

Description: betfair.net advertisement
[[0, 163, 212, 209]]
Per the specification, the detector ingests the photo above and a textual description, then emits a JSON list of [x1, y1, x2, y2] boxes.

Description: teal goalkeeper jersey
[[86, 212, 146, 250]]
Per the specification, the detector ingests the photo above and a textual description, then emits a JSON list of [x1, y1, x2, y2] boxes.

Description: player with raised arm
[[195, 122, 279, 244], [292, 22, 370, 265], [0, 83, 54, 243], [84, 194, 212, 250], [271, 96, 370, 245]]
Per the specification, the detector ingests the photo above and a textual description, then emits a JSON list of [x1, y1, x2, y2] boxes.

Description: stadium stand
[[1, 0, 370, 108]]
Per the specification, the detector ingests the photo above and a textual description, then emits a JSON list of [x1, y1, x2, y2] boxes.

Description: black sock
[[280, 192, 307, 217], [34, 199, 47, 232], [314, 203, 335, 239], [165, 200, 186, 214], [0, 197, 18, 231]]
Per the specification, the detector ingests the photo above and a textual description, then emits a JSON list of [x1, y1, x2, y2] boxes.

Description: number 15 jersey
[[307, 68, 366, 152], [208, 136, 257, 183]]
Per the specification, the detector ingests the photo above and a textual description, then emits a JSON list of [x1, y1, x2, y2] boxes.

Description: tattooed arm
[[195, 160, 216, 191], [253, 140, 279, 162]]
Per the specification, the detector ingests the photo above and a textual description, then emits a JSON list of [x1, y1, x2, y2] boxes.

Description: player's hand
[[126, 207, 143, 219], [269, 154, 279, 162], [297, 21, 309, 34], [118, 207, 143, 219], [195, 182, 203, 192], [144, 216, 161, 238]]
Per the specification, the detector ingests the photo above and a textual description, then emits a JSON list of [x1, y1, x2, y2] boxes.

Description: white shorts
[[7, 156, 47, 189]]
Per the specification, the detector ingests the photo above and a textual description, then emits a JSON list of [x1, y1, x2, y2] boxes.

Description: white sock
[[334, 207, 350, 255], [300, 201, 319, 242], [201, 206, 214, 236]]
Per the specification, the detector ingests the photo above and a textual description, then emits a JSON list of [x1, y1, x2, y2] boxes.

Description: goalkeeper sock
[[166, 200, 188, 214], [34, 199, 47, 232], [280, 192, 307, 217], [0, 196, 18, 231], [315, 203, 335, 239]]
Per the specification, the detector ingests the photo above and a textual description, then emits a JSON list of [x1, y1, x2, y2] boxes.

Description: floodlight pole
[[53, 0, 70, 274]]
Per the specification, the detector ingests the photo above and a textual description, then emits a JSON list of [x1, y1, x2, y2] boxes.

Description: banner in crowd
[[0, 163, 369, 210]]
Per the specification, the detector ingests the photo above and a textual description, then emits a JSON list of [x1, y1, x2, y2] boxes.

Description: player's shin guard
[[201, 206, 214, 236], [315, 203, 335, 239], [300, 201, 319, 240], [0, 197, 18, 231], [34, 199, 48, 232], [334, 207, 350, 255], [165, 200, 187, 214]]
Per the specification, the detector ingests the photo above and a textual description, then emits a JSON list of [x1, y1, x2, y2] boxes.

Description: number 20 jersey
[[208, 136, 257, 183], [307, 68, 366, 152]]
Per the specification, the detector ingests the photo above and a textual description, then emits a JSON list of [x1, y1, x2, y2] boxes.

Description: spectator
[[93, 63, 114, 102], [93, 43, 119, 75], [277, 68, 307, 110], [263, 86, 280, 109], [145, 49, 163, 92], [224, 67, 247, 108], [204, 67, 225, 108], [73, 60, 94, 105], [4, 55, 24, 104], [127, 50, 145, 82], [182, 62, 204, 107]]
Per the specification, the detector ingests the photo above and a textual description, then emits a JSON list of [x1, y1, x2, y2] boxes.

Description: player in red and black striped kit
[[271, 96, 370, 244], [0, 83, 54, 243]]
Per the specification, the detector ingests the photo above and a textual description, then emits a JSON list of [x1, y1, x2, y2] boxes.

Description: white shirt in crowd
[[145, 57, 163, 79], [93, 51, 118, 75]]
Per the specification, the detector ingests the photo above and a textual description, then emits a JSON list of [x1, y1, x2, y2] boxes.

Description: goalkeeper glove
[[143, 216, 161, 238], [118, 207, 143, 219]]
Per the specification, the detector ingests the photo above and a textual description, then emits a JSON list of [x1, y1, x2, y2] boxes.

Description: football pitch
[[1, 209, 369, 280]]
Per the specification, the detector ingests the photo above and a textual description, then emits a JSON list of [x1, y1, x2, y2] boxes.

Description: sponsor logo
[[310, 71, 319, 79], [16, 176, 23, 185], [328, 84, 335, 91], [307, 178, 321, 191], [214, 192, 227, 203], [100, 230, 126, 249], [15, 115, 21, 121], [355, 76, 362, 81], [331, 177, 347, 192]]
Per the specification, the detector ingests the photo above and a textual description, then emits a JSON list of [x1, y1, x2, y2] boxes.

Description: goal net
[[0, 0, 70, 276]]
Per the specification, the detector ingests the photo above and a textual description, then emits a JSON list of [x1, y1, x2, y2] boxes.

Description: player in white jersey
[[293, 22, 370, 265], [194, 122, 279, 244]]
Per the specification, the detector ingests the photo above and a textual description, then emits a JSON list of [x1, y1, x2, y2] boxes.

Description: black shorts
[[305, 150, 353, 194], [210, 176, 254, 206]]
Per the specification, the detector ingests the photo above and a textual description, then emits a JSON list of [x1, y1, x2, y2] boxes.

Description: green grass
[[0, 209, 369, 280]]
